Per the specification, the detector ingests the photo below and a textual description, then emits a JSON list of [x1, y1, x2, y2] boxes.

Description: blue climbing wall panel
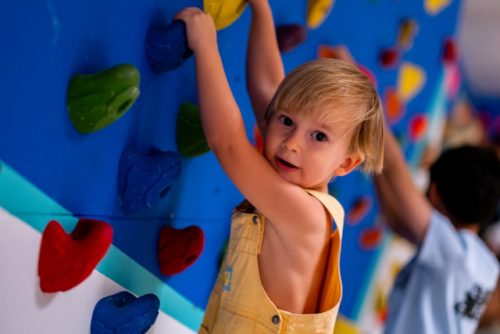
[[0, 0, 461, 328]]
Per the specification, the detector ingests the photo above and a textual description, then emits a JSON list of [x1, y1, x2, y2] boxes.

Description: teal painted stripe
[[98, 247, 204, 331], [0, 161, 69, 216], [0, 160, 204, 332]]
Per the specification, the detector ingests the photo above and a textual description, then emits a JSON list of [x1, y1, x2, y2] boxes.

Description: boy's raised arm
[[176, 8, 326, 233], [246, 0, 285, 134], [374, 123, 433, 244]]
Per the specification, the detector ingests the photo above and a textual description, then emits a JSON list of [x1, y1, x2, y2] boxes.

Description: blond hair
[[266, 58, 384, 174]]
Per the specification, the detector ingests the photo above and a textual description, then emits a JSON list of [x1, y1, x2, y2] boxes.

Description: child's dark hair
[[429, 145, 500, 228]]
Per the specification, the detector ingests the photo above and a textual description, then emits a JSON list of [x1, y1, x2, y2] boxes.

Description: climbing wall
[[0, 0, 462, 332]]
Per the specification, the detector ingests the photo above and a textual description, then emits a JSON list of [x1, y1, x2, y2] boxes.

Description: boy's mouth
[[276, 157, 298, 171]]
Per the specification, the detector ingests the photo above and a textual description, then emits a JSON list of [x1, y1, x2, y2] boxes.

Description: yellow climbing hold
[[204, 0, 247, 31], [307, 0, 335, 29], [424, 0, 451, 16], [397, 62, 426, 102]]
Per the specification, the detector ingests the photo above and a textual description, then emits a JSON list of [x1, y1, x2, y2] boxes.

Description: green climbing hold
[[67, 64, 140, 134], [176, 102, 211, 157]]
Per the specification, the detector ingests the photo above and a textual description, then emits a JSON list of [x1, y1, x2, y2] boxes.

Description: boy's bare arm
[[374, 123, 432, 244], [246, 0, 285, 134], [177, 8, 326, 235]]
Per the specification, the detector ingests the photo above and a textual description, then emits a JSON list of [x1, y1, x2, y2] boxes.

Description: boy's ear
[[334, 152, 363, 176]]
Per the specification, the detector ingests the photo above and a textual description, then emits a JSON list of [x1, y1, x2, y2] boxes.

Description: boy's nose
[[283, 132, 301, 152]]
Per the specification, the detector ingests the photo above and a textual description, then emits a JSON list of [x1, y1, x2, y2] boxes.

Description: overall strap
[[305, 189, 345, 238]]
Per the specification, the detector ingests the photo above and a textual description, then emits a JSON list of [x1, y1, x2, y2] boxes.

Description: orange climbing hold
[[397, 18, 419, 50], [384, 88, 405, 124]]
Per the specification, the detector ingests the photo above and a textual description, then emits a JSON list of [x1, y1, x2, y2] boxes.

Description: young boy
[[176, 1, 384, 332], [374, 124, 500, 334]]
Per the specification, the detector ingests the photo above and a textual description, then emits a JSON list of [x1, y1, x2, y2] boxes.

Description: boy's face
[[263, 109, 361, 192]]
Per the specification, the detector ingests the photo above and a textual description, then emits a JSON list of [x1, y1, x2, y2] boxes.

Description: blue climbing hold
[[145, 20, 193, 72], [117, 149, 182, 214], [90, 291, 160, 334]]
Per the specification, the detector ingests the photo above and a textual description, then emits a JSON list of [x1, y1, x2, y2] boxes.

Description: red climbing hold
[[253, 124, 264, 154], [158, 225, 205, 276], [379, 48, 400, 69], [409, 113, 428, 141], [360, 227, 384, 250], [347, 196, 373, 225], [442, 37, 458, 64], [276, 24, 307, 53], [38, 218, 113, 293]]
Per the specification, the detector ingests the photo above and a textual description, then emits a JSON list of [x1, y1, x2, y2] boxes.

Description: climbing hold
[[117, 149, 182, 214], [145, 20, 193, 72], [317, 44, 356, 64], [397, 18, 419, 50], [384, 88, 405, 124], [379, 48, 400, 69], [444, 62, 461, 98], [91, 291, 160, 334], [157, 225, 205, 276], [253, 124, 264, 154], [176, 102, 210, 157], [317, 44, 339, 59], [358, 64, 378, 88], [359, 226, 384, 250], [317, 44, 378, 87], [346, 196, 373, 225], [409, 113, 428, 141], [67, 64, 140, 134], [204, 0, 247, 30], [38, 218, 113, 293], [307, 0, 335, 29], [397, 62, 426, 102], [425, 0, 451, 16], [276, 24, 307, 53], [442, 37, 458, 64]]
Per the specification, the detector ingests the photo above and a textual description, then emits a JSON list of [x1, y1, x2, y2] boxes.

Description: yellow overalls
[[199, 189, 344, 334]]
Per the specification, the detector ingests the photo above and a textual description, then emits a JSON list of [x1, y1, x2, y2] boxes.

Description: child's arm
[[373, 123, 433, 244], [176, 8, 326, 233], [246, 0, 285, 135]]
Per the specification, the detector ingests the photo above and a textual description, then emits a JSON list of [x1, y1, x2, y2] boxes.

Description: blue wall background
[[0, 0, 461, 322]]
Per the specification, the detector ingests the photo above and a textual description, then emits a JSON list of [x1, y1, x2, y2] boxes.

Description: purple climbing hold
[[145, 20, 193, 72], [91, 291, 160, 334], [276, 24, 307, 53], [117, 148, 182, 214]]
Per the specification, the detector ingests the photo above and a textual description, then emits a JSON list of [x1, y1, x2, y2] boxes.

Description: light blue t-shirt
[[384, 210, 499, 334]]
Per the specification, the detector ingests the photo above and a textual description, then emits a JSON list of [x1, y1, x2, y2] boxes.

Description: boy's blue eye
[[279, 115, 293, 127], [312, 131, 327, 142]]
